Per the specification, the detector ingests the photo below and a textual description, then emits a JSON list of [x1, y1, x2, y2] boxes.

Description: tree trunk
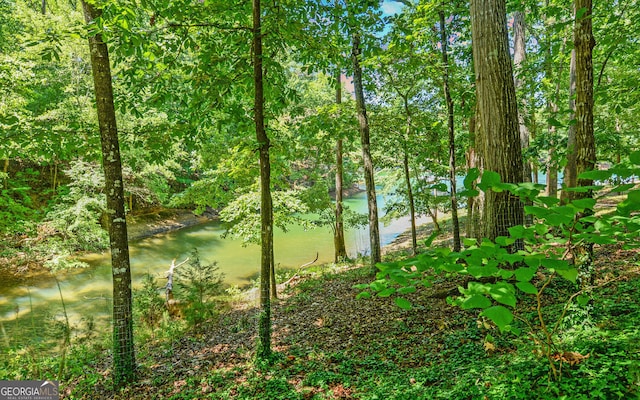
[[351, 32, 381, 268], [440, 10, 461, 252], [82, 0, 135, 387], [561, 48, 578, 203], [470, 0, 524, 243], [513, 11, 532, 183], [402, 145, 417, 255], [3, 159, 9, 189], [253, 0, 273, 359], [573, 0, 596, 193], [334, 70, 347, 262], [572, 0, 596, 286]]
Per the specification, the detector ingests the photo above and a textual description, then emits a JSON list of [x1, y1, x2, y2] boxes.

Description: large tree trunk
[[513, 11, 532, 183], [470, 0, 524, 243], [573, 0, 596, 195], [334, 70, 347, 262], [253, 0, 273, 359], [82, 1, 135, 387], [351, 32, 381, 268], [440, 10, 461, 252]]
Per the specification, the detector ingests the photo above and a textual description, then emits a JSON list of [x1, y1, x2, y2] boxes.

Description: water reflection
[[0, 191, 429, 349]]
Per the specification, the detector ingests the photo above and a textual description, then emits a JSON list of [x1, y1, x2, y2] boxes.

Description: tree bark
[[334, 70, 347, 262], [561, 48, 578, 202], [401, 95, 417, 255], [573, 0, 596, 194], [470, 0, 524, 243], [253, 0, 273, 359], [513, 11, 532, 183], [351, 32, 381, 268], [572, 0, 596, 286], [440, 9, 461, 252], [82, 0, 135, 387]]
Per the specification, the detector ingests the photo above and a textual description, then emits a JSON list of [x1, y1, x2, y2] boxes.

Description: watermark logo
[[0, 380, 59, 400]]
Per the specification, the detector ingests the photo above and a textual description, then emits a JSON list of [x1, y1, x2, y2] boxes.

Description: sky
[[381, 0, 405, 16]]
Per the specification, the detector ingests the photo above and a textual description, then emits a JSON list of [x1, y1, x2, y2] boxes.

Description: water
[[0, 191, 428, 350]]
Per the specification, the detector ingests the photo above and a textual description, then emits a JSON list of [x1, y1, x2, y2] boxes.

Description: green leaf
[[576, 294, 591, 306], [571, 198, 596, 211], [630, 151, 640, 165], [610, 183, 636, 193], [478, 171, 501, 190], [514, 267, 536, 282], [461, 294, 492, 310], [516, 281, 538, 294], [395, 297, 412, 310], [356, 291, 371, 299], [489, 283, 516, 307], [378, 288, 396, 297], [555, 267, 578, 283], [464, 168, 480, 190], [481, 306, 514, 331], [397, 286, 417, 295]]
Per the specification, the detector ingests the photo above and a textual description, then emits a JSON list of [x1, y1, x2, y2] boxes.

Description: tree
[[253, 0, 273, 359], [351, 32, 382, 267], [81, 0, 135, 386], [334, 69, 348, 262], [470, 0, 524, 242], [439, 8, 461, 252], [572, 0, 596, 196]]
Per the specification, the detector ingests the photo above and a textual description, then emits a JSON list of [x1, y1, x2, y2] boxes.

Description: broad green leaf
[[356, 291, 371, 299], [555, 267, 578, 283], [395, 297, 412, 310], [610, 183, 636, 193], [378, 288, 396, 297], [464, 168, 480, 190], [495, 236, 516, 246], [576, 294, 591, 306], [630, 151, 640, 165], [514, 267, 536, 282], [481, 306, 514, 331], [571, 198, 596, 211], [489, 284, 516, 307], [397, 286, 417, 295], [516, 281, 538, 294], [578, 170, 612, 181], [478, 171, 501, 190], [461, 294, 492, 310]]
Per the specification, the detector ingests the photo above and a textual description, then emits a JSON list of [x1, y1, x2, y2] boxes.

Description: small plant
[[174, 249, 224, 328]]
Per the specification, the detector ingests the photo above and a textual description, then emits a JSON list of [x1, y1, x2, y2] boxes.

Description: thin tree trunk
[[402, 145, 417, 255], [513, 11, 532, 183], [334, 70, 347, 262], [440, 9, 461, 252], [543, 12, 567, 198], [253, 0, 273, 359], [470, 0, 524, 244], [82, 0, 135, 387], [351, 32, 381, 268], [2, 159, 8, 189], [561, 48, 578, 203]]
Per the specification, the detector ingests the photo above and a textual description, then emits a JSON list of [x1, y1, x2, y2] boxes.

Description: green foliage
[[360, 151, 640, 379], [134, 273, 166, 328], [44, 160, 108, 252], [175, 249, 224, 327]]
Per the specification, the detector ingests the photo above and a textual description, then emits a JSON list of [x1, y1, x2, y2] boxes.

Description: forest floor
[[57, 217, 640, 400]]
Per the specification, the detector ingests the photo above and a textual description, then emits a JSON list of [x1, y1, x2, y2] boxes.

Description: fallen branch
[[165, 257, 189, 302], [282, 252, 319, 287]]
